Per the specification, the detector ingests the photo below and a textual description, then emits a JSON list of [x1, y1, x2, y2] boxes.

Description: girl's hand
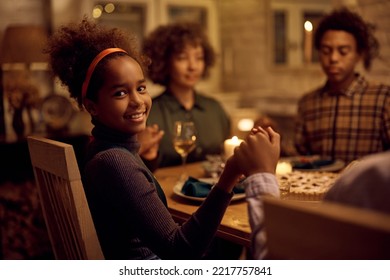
[[234, 126, 280, 176]]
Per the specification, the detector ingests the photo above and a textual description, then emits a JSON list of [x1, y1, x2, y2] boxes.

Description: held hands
[[138, 124, 164, 160], [233, 126, 280, 176], [215, 126, 280, 194]]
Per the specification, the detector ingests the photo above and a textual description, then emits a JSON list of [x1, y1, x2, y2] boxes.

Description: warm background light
[[92, 5, 103, 18], [303, 20, 313, 63], [104, 3, 115, 13], [237, 118, 254, 132], [304, 20, 313, 32], [224, 136, 243, 159]]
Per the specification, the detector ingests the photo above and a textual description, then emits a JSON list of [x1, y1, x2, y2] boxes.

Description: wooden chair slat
[[28, 136, 104, 260]]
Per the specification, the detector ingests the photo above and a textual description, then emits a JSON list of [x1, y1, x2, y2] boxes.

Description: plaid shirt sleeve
[[243, 173, 279, 259]]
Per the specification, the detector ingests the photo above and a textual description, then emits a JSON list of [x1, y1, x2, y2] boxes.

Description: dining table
[[154, 159, 342, 250], [154, 162, 252, 248]]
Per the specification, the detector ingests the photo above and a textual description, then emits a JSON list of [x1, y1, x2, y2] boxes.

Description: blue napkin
[[292, 159, 334, 169], [181, 176, 245, 198]]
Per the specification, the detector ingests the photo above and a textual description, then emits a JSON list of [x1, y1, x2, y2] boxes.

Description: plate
[[289, 157, 345, 172], [173, 178, 246, 202]]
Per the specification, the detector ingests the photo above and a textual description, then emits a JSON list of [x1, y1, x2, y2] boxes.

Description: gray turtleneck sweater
[[83, 121, 233, 259]]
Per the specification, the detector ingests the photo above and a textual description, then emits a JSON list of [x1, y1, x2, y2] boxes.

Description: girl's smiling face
[[86, 55, 151, 135]]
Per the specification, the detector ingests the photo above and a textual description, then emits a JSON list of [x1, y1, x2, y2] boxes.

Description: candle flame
[[232, 136, 239, 143], [304, 21, 313, 32]]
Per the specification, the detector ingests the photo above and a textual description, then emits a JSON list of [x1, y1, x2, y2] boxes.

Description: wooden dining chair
[[27, 136, 104, 260], [262, 196, 390, 259]]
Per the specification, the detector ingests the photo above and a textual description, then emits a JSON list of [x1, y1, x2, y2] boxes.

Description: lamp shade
[[1, 25, 49, 64]]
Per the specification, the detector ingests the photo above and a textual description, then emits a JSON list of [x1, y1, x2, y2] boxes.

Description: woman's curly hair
[[44, 17, 150, 107], [314, 7, 379, 70], [142, 21, 216, 86]]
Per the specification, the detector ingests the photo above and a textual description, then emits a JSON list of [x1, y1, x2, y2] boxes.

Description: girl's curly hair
[[44, 17, 150, 107], [142, 21, 216, 86], [314, 7, 379, 70]]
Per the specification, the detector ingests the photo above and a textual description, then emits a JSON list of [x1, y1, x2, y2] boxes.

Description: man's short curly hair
[[314, 7, 379, 70], [44, 17, 150, 107], [142, 21, 216, 86]]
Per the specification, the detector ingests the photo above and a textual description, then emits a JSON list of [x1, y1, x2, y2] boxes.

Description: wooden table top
[[154, 162, 251, 247], [154, 161, 332, 248]]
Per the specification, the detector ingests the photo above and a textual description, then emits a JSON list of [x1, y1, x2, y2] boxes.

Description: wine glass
[[172, 121, 197, 181]]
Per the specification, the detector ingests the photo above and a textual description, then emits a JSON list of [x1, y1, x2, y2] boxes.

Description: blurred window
[[271, 1, 330, 67]]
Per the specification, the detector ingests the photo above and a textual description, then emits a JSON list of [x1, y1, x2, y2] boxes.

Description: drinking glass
[[172, 121, 197, 180]]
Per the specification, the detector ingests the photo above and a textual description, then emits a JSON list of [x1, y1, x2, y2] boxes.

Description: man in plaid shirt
[[295, 8, 390, 164]]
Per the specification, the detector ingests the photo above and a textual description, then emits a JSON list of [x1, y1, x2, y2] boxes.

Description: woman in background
[[139, 21, 231, 168]]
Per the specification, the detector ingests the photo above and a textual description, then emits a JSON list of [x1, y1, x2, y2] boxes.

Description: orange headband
[[81, 48, 128, 100]]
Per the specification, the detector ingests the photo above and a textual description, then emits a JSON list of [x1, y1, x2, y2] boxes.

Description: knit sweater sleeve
[[84, 148, 232, 259]]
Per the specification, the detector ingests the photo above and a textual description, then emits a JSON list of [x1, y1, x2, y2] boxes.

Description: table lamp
[[0, 25, 50, 141], [1, 24, 49, 69]]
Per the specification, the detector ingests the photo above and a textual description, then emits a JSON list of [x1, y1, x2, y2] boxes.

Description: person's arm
[[243, 173, 279, 259], [232, 126, 281, 259], [325, 151, 390, 214]]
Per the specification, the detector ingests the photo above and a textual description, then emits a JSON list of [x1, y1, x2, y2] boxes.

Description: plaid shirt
[[295, 74, 390, 164]]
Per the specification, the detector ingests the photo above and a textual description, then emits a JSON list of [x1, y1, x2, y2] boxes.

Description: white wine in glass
[[173, 121, 197, 180]]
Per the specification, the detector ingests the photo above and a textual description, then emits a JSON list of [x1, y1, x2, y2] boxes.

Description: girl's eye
[[138, 85, 147, 93], [114, 90, 127, 97]]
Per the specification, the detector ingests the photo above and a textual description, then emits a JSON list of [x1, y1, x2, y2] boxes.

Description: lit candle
[[276, 161, 293, 175], [224, 136, 243, 159], [304, 20, 313, 64]]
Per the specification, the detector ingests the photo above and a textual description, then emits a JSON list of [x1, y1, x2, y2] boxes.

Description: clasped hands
[[214, 126, 280, 194], [229, 126, 281, 177]]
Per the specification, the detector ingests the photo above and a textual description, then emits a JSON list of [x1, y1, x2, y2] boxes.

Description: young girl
[[45, 18, 242, 260]]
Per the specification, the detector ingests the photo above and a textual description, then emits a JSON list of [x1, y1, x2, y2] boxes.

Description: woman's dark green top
[[146, 90, 231, 167]]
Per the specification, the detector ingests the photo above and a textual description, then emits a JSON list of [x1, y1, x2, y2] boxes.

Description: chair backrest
[[263, 196, 390, 259], [27, 136, 104, 260]]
